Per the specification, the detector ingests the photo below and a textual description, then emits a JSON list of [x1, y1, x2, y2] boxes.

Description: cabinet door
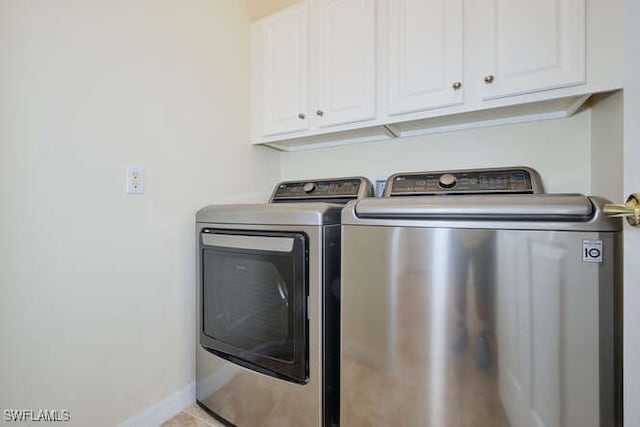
[[259, 3, 309, 137], [479, 0, 586, 100], [386, 0, 464, 116], [316, 0, 376, 128]]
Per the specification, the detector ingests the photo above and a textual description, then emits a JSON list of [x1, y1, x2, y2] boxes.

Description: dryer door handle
[[201, 233, 294, 253]]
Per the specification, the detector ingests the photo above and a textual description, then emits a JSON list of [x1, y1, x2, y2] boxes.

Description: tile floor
[[162, 404, 225, 427]]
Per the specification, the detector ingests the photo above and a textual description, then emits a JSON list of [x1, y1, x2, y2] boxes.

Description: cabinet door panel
[[316, 0, 376, 128], [480, 0, 586, 100], [387, 0, 464, 116], [260, 4, 309, 136]]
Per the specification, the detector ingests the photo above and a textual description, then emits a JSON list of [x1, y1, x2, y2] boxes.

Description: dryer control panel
[[270, 177, 373, 204], [384, 167, 544, 196]]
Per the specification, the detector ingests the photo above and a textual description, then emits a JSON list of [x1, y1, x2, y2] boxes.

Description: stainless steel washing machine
[[195, 177, 372, 427], [340, 167, 622, 427]]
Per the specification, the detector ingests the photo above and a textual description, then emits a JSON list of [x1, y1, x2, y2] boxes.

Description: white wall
[[281, 111, 592, 194], [0, 1, 279, 425], [590, 91, 624, 202]]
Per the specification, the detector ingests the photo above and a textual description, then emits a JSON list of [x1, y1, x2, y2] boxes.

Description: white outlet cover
[[126, 165, 145, 195]]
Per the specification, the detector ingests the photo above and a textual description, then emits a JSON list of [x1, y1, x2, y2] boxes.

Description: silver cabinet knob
[[316, 110, 324, 117], [484, 75, 495, 84], [452, 81, 462, 90], [297, 112, 306, 120]]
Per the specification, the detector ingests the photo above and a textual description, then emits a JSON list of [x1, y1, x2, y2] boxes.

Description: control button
[[439, 173, 458, 189], [303, 182, 316, 193]]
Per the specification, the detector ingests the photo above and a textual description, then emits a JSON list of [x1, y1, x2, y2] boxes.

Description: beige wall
[[0, 1, 279, 425], [243, 0, 301, 20], [280, 112, 593, 194]]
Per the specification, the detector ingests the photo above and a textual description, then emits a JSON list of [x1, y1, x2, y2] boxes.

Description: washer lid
[[196, 203, 343, 226], [353, 194, 595, 221]]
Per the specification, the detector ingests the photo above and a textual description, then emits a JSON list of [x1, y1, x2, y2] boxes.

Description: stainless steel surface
[[604, 193, 640, 226], [484, 74, 495, 83], [452, 81, 462, 90], [383, 167, 544, 196], [343, 197, 620, 232], [196, 203, 343, 226], [316, 110, 324, 116], [269, 176, 374, 203], [200, 232, 295, 252], [196, 222, 325, 427], [340, 224, 620, 427]]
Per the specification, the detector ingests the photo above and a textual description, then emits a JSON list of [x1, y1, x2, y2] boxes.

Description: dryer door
[[199, 229, 308, 384]]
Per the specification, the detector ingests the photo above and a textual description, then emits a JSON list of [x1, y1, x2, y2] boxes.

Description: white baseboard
[[118, 381, 195, 427]]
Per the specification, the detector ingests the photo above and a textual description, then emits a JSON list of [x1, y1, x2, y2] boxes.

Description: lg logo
[[583, 240, 603, 263], [585, 247, 602, 259]]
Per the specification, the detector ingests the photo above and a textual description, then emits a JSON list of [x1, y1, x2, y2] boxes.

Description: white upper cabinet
[[385, 0, 464, 116], [315, 0, 377, 128], [478, 0, 586, 100], [251, 0, 621, 150], [256, 2, 309, 137]]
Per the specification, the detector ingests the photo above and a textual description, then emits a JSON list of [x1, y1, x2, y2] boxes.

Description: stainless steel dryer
[[340, 167, 622, 427], [196, 177, 372, 427]]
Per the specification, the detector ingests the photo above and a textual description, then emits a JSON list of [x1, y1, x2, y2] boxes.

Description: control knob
[[303, 182, 316, 193], [438, 173, 457, 189]]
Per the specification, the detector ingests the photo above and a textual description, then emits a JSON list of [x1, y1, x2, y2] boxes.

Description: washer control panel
[[385, 167, 543, 196], [270, 177, 373, 203]]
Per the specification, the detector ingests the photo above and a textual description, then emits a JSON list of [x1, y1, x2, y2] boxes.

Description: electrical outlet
[[126, 165, 145, 195]]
